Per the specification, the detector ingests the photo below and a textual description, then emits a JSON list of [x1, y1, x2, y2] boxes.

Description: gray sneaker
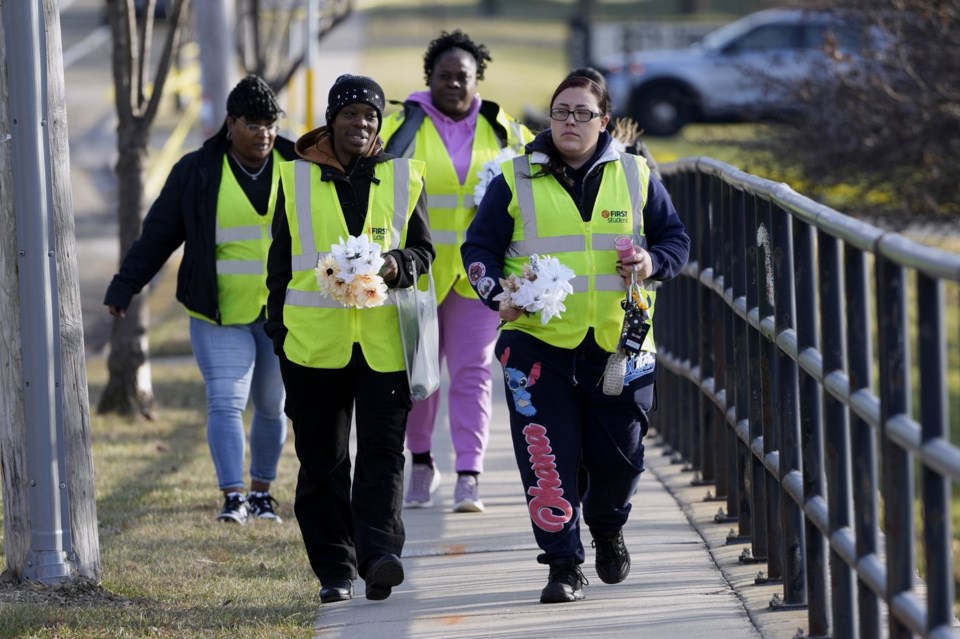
[[453, 474, 484, 513], [404, 463, 441, 508]]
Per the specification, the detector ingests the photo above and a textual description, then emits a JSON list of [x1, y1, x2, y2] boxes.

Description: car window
[[803, 24, 864, 52], [724, 24, 805, 53]]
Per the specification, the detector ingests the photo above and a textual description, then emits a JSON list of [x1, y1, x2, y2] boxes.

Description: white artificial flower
[[316, 235, 388, 308], [474, 147, 521, 206], [495, 254, 575, 325]]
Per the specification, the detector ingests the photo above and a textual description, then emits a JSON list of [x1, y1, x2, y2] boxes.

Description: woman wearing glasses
[[104, 75, 296, 525], [461, 75, 690, 603]]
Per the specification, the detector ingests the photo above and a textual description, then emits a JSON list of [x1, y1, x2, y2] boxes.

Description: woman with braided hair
[[105, 75, 296, 525], [381, 29, 533, 513]]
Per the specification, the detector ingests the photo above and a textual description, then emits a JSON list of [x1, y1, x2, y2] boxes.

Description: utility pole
[[305, 0, 318, 130], [194, 0, 236, 136], [1, 0, 99, 583]]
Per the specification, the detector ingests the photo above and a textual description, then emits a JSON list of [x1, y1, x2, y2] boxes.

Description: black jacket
[[264, 127, 434, 353], [103, 125, 297, 323]]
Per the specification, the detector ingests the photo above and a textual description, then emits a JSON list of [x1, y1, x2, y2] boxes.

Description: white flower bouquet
[[316, 235, 388, 308], [494, 254, 575, 326]]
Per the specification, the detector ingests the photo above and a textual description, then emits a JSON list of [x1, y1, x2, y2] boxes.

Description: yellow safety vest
[[188, 151, 280, 325], [279, 157, 426, 370], [500, 152, 657, 353], [381, 108, 531, 303]]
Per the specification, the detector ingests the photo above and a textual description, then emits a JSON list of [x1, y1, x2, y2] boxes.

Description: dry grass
[[1, 357, 311, 639]]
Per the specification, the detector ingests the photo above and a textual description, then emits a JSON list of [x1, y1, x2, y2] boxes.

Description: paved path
[[308, 378, 808, 638]]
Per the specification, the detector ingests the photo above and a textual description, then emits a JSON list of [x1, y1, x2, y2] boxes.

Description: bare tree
[[235, 0, 352, 93], [751, 0, 960, 219], [98, 0, 191, 417], [1, 0, 99, 580]]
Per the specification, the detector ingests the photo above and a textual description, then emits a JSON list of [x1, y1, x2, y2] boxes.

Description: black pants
[[279, 344, 411, 584], [496, 330, 654, 566]]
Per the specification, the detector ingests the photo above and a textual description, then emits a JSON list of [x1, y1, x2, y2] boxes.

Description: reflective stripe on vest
[[501, 152, 656, 352], [279, 157, 425, 370]]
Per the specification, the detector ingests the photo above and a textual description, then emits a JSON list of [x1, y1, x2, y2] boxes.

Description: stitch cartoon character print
[[499, 347, 541, 417]]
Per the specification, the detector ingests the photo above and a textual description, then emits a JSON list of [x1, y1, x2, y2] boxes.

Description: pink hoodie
[[405, 91, 481, 185]]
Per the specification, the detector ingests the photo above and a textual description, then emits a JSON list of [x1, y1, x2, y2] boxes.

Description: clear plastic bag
[[392, 258, 440, 401]]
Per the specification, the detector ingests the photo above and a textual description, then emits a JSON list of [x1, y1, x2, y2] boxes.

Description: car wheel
[[634, 86, 692, 137]]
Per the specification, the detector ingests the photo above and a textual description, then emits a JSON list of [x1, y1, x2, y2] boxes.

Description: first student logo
[[601, 209, 628, 221]]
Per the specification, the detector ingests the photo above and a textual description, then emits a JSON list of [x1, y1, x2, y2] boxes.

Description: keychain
[[602, 273, 650, 396]]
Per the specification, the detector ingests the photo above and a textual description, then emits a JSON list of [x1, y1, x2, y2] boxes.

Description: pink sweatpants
[[405, 292, 499, 473]]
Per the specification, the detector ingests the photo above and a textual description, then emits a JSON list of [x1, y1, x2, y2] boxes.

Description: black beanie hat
[[226, 74, 283, 121], [325, 74, 386, 131]]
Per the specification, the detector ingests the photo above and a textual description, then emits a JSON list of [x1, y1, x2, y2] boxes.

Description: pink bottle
[[615, 235, 635, 259]]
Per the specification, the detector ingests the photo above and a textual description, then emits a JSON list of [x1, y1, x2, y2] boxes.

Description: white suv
[[597, 9, 865, 136]]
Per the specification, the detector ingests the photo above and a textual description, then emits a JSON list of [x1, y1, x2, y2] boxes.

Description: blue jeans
[[190, 316, 287, 491]]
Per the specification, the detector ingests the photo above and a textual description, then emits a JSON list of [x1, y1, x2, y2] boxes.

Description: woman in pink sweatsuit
[[380, 29, 533, 512]]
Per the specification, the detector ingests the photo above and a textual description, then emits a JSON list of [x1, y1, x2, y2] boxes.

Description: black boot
[[540, 560, 587, 603], [364, 554, 404, 601], [592, 529, 630, 584]]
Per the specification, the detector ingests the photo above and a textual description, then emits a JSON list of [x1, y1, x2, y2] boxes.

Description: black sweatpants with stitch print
[[495, 328, 654, 566]]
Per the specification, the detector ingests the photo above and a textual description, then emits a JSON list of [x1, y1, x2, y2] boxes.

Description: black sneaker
[[540, 560, 587, 603], [247, 491, 283, 523], [592, 529, 630, 584], [217, 492, 248, 524]]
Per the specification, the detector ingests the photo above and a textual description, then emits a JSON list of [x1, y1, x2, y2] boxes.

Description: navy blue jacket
[[461, 130, 690, 310]]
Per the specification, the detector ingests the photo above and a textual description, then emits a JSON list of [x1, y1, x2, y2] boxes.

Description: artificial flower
[[493, 254, 575, 325], [474, 147, 521, 206], [316, 235, 388, 308]]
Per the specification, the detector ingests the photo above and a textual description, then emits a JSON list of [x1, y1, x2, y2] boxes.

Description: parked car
[[596, 9, 866, 136]]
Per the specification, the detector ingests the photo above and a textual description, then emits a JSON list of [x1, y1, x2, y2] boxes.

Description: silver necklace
[[229, 152, 269, 181]]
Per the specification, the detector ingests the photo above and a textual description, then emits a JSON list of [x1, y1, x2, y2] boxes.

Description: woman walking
[[105, 75, 294, 525], [461, 75, 690, 603], [265, 74, 434, 604]]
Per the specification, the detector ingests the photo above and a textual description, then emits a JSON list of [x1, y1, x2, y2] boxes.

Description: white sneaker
[[404, 463, 441, 508], [453, 475, 484, 513]]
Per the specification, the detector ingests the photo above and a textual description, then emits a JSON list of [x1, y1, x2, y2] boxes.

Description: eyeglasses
[[550, 108, 602, 123], [238, 119, 279, 135]]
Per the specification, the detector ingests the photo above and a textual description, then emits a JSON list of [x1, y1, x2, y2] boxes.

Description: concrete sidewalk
[[312, 386, 809, 638]]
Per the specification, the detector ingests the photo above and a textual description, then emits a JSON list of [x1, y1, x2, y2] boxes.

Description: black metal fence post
[[819, 230, 856, 638], [792, 217, 827, 634]]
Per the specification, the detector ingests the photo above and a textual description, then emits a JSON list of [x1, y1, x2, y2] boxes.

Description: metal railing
[[654, 157, 960, 639]]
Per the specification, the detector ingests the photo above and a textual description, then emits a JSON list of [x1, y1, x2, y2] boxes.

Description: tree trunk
[[97, 124, 155, 419], [98, 0, 190, 418], [0, 0, 100, 580]]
